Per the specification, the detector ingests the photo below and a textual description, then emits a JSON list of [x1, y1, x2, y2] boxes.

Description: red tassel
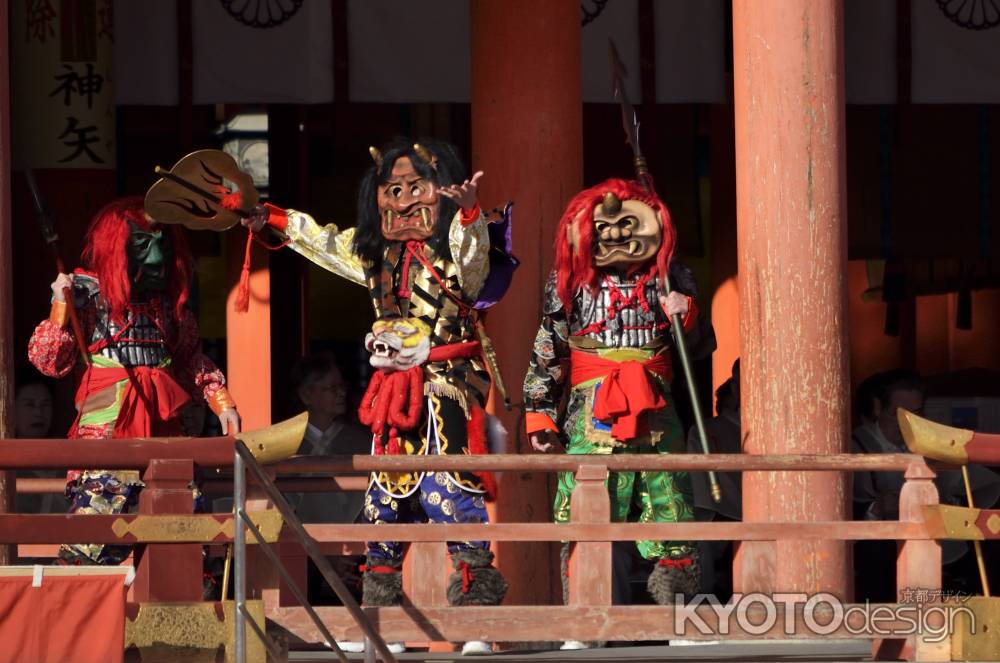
[[218, 188, 243, 211], [234, 229, 253, 313], [459, 561, 472, 593]]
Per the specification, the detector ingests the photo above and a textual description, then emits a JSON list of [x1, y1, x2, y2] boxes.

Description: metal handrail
[[233, 440, 398, 663]]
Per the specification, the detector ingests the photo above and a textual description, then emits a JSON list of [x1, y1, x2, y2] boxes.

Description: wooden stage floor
[[289, 639, 874, 662]]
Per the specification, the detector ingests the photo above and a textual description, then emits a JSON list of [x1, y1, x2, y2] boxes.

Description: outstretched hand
[[438, 171, 484, 211], [219, 408, 242, 435]]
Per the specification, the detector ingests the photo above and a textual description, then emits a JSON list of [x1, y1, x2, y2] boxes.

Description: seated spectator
[[287, 355, 371, 605], [852, 369, 1000, 600], [13, 367, 60, 514], [14, 367, 54, 439], [852, 370, 921, 521]]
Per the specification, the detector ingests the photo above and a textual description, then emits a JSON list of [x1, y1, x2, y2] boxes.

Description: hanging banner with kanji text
[[12, 0, 115, 169]]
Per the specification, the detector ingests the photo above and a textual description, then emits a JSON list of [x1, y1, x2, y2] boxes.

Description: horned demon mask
[[374, 147, 441, 242], [554, 178, 676, 309]]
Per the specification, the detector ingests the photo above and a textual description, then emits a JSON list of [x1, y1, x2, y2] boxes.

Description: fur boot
[[647, 548, 702, 605], [361, 555, 403, 607], [447, 548, 508, 606]]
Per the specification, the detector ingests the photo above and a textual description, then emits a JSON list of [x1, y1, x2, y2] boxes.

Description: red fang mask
[[377, 157, 440, 242], [592, 195, 662, 269]]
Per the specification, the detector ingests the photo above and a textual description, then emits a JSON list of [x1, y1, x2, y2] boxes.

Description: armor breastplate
[[92, 304, 170, 367], [574, 276, 664, 348]]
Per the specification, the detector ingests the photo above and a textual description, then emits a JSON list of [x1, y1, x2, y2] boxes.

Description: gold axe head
[[236, 412, 308, 464]]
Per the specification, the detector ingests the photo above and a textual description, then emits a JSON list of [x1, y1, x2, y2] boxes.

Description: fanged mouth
[[372, 340, 398, 359], [384, 208, 433, 232], [597, 239, 643, 256]]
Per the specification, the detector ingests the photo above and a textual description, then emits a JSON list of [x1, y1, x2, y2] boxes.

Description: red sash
[[72, 365, 191, 438], [570, 350, 672, 442]]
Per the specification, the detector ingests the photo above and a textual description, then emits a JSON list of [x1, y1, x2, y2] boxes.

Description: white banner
[[845, 0, 897, 104], [347, 0, 470, 103], [192, 0, 334, 104], [114, 0, 178, 105], [654, 0, 726, 103], [581, 0, 642, 103], [912, 0, 1000, 103]]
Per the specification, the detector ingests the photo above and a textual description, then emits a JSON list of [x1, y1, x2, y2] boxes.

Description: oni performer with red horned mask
[[28, 196, 240, 565], [523, 178, 707, 610], [242, 138, 515, 635]]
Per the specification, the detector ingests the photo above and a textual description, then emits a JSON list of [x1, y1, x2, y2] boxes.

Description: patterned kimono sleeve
[[28, 319, 79, 378], [280, 209, 367, 286], [27, 285, 97, 378], [522, 272, 571, 433], [171, 308, 227, 403], [448, 207, 490, 300]]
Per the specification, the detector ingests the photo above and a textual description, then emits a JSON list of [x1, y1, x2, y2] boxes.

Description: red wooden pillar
[[470, 0, 582, 605], [732, 1, 851, 597], [0, 0, 15, 565], [226, 232, 271, 431]]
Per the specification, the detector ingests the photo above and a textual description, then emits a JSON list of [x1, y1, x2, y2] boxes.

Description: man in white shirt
[[288, 355, 371, 524]]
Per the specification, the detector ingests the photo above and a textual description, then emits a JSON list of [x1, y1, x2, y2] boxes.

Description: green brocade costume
[[525, 273, 699, 562]]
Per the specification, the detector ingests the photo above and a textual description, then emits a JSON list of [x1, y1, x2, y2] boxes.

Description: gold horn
[[236, 412, 308, 464], [412, 143, 438, 169], [368, 146, 383, 168], [602, 191, 622, 216]]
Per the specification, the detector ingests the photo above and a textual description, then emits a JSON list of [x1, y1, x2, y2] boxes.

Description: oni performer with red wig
[[28, 196, 240, 565], [523, 178, 707, 608]]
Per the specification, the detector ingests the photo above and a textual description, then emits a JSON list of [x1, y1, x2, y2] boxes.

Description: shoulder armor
[[71, 273, 101, 308], [542, 271, 565, 315]]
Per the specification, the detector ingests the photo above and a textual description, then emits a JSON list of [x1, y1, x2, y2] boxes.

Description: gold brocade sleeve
[[282, 209, 367, 286], [447, 209, 490, 299]]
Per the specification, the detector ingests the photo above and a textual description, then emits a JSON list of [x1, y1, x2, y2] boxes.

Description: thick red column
[[0, 0, 15, 564], [732, 1, 851, 596], [471, 0, 582, 605]]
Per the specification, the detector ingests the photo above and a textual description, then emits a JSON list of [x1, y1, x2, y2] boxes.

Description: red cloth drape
[[71, 365, 191, 438], [570, 350, 672, 441], [0, 574, 126, 663]]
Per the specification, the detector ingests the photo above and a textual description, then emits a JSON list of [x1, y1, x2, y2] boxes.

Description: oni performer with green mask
[[28, 196, 241, 565]]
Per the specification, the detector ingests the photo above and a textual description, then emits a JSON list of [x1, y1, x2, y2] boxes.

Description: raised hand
[[438, 171, 484, 211]]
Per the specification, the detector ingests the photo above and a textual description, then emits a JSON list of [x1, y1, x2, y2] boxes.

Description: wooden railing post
[[874, 459, 946, 662], [567, 464, 611, 607], [132, 459, 202, 602]]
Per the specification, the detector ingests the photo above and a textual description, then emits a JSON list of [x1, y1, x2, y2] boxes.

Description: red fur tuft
[[554, 178, 675, 312], [466, 406, 498, 500], [80, 196, 193, 324]]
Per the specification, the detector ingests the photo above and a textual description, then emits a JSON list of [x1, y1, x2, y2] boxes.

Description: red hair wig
[[554, 178, 675, 311], [79, 196, 193, 324]]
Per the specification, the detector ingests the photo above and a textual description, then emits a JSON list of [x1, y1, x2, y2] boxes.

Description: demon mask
[[127, 217, 173, 293], [376, 156, 440, 242], [592, 191, 662, 269]]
